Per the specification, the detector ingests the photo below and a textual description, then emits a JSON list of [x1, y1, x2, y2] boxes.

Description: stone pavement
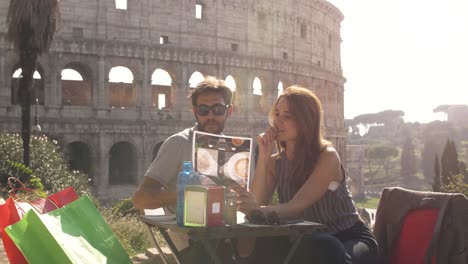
[[132, 247, 176, 264], [0, 238, 8, 263]]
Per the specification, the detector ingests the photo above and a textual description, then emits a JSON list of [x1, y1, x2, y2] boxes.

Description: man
[[133, 76, 234, 263]]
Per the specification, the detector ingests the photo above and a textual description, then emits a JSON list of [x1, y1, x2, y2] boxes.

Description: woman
[[236, 86, 378, 264]]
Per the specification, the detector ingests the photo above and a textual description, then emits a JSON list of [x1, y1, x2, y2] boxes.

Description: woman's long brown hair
[[269, 86, 331, 193]]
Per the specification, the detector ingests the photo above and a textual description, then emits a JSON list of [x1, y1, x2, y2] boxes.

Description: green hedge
[[0, 133, 89, 197]]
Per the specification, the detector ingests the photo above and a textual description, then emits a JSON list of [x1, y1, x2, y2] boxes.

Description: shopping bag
[[0, 198, 27, 264], [1, 180, 79, 264], [48, 186, 78, 207], [5, 195, 133, 264]]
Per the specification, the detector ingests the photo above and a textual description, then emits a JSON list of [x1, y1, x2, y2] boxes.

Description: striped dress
[[276, 152, 360, 234]]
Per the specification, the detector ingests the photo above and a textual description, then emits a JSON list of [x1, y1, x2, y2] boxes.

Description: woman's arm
[[236, 127, 278, 212], [250, 154, 277, 206], [252, 127, 278, 206], [266, 147, 342, 219], [235, 128, 278, 257]]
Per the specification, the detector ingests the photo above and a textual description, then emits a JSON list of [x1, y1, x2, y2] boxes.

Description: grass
[[354, 197, 380, 209]]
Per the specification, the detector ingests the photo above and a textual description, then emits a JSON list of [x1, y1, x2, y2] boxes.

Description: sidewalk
[[0, 239, 8, 263]]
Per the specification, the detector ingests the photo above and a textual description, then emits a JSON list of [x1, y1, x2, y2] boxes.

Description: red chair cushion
[[390, 208, 438, 264]]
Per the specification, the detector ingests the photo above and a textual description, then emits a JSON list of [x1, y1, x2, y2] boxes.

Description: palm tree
[[6, 0, 60, 167]]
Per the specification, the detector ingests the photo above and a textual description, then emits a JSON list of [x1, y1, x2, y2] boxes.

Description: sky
[[327, 0, 468, 123]]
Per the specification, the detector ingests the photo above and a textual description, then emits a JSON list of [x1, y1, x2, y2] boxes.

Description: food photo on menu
[[192, 131, 253, 190]]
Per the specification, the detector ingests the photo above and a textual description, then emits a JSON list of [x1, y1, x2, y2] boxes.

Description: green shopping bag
[[5, 195, 132, 264]]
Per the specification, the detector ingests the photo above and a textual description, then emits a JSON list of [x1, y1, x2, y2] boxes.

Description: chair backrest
[[389, 208, 438, 264], [373, 187, 468, 264]]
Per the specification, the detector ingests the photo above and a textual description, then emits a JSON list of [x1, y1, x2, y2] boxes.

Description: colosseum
[[0, 0, 346, 200]]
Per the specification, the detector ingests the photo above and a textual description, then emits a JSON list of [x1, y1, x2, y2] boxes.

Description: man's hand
[[133, 177, 176, 209]]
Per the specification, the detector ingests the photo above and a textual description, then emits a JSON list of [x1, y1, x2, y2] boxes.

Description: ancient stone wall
[[0, 0, 347, 200]]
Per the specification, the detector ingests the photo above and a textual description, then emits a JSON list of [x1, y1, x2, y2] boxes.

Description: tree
[[459, 161, 468, 183], [433, 154, 441, 192], [378, 110, 405, 126], [365, 144, 399, 188], [354, 113, 378, 134], [441, 174, 468, 197], [432, 105, 450, 114], [345, 119, 361, 137], [400, 136, 417, 183], [6, 0, 60, 167], [421, 121, 456, 181], [441, 139, 460, 185]]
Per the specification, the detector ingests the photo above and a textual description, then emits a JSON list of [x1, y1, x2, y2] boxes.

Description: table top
[[141, 214, 327, 240]]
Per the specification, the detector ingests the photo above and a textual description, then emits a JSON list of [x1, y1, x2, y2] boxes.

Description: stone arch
[[151, 68, 172, 110], [276, 73, 294, 91], [11, 64, 45, 105], [65, 141, 92, 182], [188, 71, 205, 88], [224, 74, 237, 110], [224, 75, 236, 92], [61, 62, 93, 106], [147, 61, 179, 110], [108, 66, 135, 107], [277, 81, 284, 98], [109, 141, 137, 184], [252, 76, 263, 113]]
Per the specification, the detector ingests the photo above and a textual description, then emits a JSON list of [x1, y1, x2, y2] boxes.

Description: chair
[[373, 187, 468, 264], [140, 208, 178, 264]]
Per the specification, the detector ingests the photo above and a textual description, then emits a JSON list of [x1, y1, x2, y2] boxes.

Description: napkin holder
[[184, 185, 225, 227]]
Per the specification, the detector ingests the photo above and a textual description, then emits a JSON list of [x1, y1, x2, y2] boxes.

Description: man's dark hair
[[190, 76, 233, 107]]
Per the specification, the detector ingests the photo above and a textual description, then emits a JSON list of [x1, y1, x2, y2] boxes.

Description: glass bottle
[[223, 190, 237, 225]]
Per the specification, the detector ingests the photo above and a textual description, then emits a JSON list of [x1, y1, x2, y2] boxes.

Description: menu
[[192, 131, 253, 190]]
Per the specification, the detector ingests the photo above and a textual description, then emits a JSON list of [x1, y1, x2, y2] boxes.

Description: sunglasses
[[196, 104, 229, 116]]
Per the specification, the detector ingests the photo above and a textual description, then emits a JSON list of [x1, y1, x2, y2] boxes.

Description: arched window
[[109, 66, 133, 83], [13, 69, 41, 79], [253, 77, 262, 95], [108, 66, 135, 107], [277, 81, 284, 97], [61, 68, 91, 106], [109, 141, 137, 184], [253, 77, 263, 112], [188, 71, 204, 88], [115, 0, 127, 10], [11, 68, 44, 105], [65, 141, 92, 182], [151, 69, 172, 86], [61, 69, 83, 81], [151, 69, 172, 109], [225, 75, 236, 91]]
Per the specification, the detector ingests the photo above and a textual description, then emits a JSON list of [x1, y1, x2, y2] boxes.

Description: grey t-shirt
[[145, 126, 194, 192], [144, 126, 195, 250]]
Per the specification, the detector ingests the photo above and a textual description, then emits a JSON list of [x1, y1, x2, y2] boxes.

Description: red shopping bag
[[0, 197, 27, 264], [1, 178, 79, 264], [48, 186, 79, 207]]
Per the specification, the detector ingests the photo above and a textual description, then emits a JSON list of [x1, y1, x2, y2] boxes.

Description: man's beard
[[196, 118, 225, 134]]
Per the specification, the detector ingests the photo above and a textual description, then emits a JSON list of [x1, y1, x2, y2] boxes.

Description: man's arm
[[133, 176, 176, 209], [134, 132, 189, 210]]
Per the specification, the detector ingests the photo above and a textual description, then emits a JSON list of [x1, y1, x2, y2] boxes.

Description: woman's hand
[[234, 188, 259, 216], [257, 127, 276, 159]]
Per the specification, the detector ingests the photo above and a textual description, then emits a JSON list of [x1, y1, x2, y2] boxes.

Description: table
[[141, 214, 326, 264]]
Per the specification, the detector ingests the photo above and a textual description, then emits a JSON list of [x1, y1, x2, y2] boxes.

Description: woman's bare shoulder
[[320, 146, 341, 163]]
